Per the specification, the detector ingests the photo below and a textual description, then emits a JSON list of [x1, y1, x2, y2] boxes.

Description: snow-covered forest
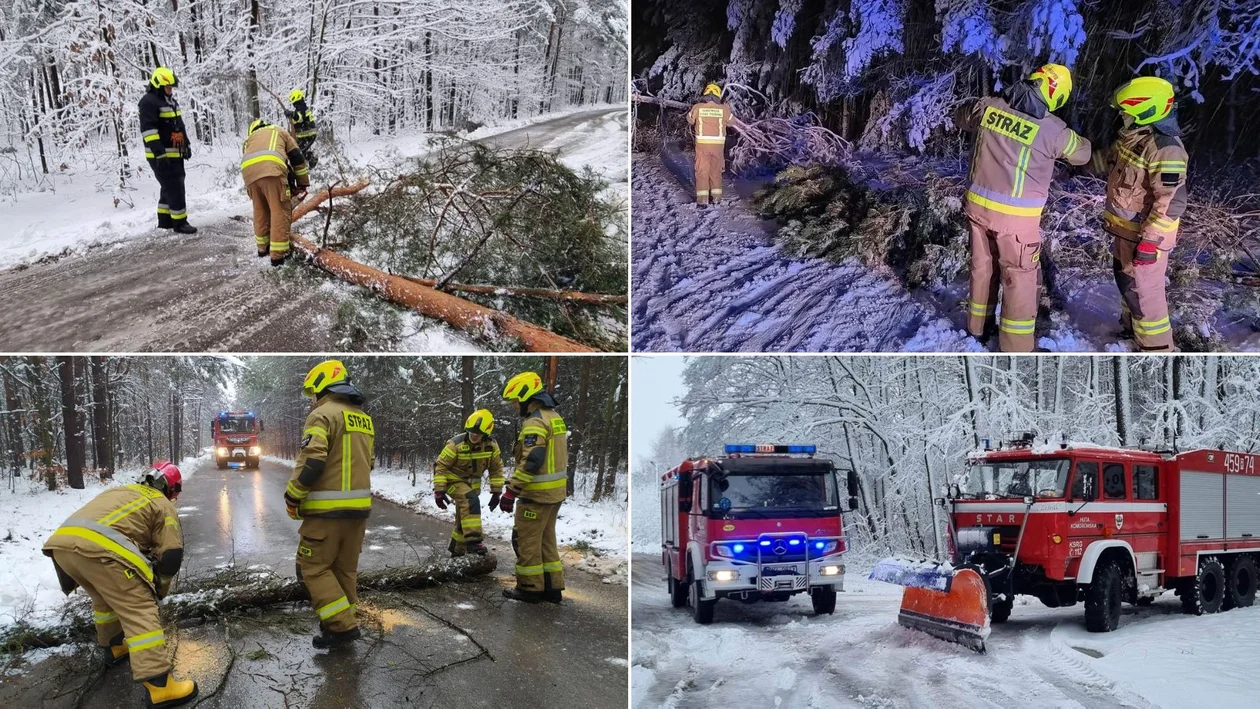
[[1, 0, 628, 189], [633, 355, 1260, 561]]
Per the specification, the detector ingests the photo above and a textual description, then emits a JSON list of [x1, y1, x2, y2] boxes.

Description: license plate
[[762, 565, 797, 576]]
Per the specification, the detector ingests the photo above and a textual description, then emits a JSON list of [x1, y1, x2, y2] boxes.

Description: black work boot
[[157, 217, 174, 230], [542, 589, 563, 604], [312, 626, 361, 649], [173, 222, 197, 234], [469, 542, 489, 556], [270, 255, 288, 268], [502, 587, 542, 603]]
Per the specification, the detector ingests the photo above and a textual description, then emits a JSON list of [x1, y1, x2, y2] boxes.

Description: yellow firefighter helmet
[[502, 372, 544, 402], [1112, 76, 1176, 126], [290, 89, 305, 104], [149, 67, 178, 89], [465, 409, 495, 435], [702, 83, 722, 98], [303, 359, 349, 397], [1028, 64, 1072, 112], [248, 119, 271, 135]]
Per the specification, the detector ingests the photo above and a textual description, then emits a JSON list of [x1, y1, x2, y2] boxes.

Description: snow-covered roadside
[[0, 455, 206, 631]]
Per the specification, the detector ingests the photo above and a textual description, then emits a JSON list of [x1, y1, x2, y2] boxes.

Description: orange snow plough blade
[[896, 567, 990, 653]]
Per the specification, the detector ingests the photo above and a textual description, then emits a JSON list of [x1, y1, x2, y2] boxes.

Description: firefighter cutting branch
[[687, 83, 735, 207], [241, 119, 310, 267], [956, 64, 1092, 352], [139, 68, 197, 234], [42, 462, 197, 708], [434, 409, 505, 558]]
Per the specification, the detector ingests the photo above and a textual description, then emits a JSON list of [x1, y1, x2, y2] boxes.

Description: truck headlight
[[217, 447, 228, 456], [249, 446, 261, 456], [709, 570, 736, 582], [820, 565, 843, 576]]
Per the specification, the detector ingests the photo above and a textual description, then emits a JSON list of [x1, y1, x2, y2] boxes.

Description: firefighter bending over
[[956, 64, 1092, 352], [42, 462, 197, 708], [499, 372, 568, 604], [139, 68, 197, 234], [1102, 77, 1188, 352], [241, 119, 310, 267], [434, 409, 505, 557], [284, 359, 374, 648], [288, 89, 319, 168], [687, 83, 734, 207]]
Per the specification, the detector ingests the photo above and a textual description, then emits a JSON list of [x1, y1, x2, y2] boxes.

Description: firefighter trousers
[[151, 159, 188, 228], [247, 176, 293, 264], [296, 516, 366, 633], [446, 481, 483, 554], [966, 219, 1040, 352], [511, 500, 563, 593], [694, 143, 725, 205], [1112, 235, 1174, 351], [51, 550, 171, 682]]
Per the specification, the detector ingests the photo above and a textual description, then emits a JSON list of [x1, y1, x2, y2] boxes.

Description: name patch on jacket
[[343, 411, 375, 435], [982, 106, 1039, 146]]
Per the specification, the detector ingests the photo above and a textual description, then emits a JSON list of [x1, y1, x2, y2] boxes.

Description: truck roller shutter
[[1180, 471, 1224, 540], [1226, 475, 1260, 538]]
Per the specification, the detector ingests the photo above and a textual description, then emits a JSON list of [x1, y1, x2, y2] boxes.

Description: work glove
[[1134, 240, 1159, 266], [435, 491, 450, 510], [284, 493, 303, 520], [156, 575, 172, 600], [170, 131, 186, 148], [498, 489, 515, 514], [293, 189, 308, 204], [182, 145, 192, 160], [487, 492, 501, 511]]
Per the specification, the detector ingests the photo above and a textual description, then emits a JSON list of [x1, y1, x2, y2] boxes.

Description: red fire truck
[[876, 436, 1260, 651], [660, 444, 860, 624], [211, 411, 263, 470]]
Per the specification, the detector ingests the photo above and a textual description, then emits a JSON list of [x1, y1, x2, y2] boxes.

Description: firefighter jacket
[[435, 433, 505, 494], [508, 395, 569, 504], [955, 83, 1092, 233], [42, 484, 183, 593], [241, 124, 310, 190], [688, 99, 733, 146], [286, 390, 375, 518], [289, 100, 318, 142], [1102, 118, 1189, 249], [138, 87, 189, 163]]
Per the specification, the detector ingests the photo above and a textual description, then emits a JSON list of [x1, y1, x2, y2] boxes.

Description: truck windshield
[[219, 417, 255, 434], [710, 472, 839, 517], [959, 458, 1069, 499]]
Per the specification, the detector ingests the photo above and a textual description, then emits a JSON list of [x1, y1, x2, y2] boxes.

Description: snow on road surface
[[631, 554, 1258, 708]]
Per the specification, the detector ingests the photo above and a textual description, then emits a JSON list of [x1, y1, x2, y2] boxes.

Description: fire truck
[[660, 444, 860, 624], [874, 436, 1260, 651], [211, 411, 263, 470]]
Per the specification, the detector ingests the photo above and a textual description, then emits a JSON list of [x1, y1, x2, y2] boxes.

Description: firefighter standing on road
[[687, 83, 734, 207], [241, 119, 310, 267], [288, 89, 320, 168], [41, 462, 197, 708], [284, 360, 374, 649], [434, 409, 505, 558], [139, 68, 197, 234], [956, 64, 1092, 352], [1102, 77, 1188, 352], [498, 372, 568, 604]]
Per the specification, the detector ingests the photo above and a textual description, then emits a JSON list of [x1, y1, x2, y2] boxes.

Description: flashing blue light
[[815, 541, 825, 549], [725, 444, 757, 454], [787, 445, 816, 454], [759, 540, 771, 547], [788, 539, 801, 546], [724, 444, 817, 455], [732, 543, 745, 554]]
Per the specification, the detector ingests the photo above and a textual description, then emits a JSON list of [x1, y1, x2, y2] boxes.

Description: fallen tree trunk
[[2, 555, 497, 652], [399, 276, 627, 305]]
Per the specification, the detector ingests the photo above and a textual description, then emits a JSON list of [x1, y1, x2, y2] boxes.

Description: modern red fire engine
[[211, 411, 262, 470], [660, 444, 860, 624], [875, 436, 1260, 651]]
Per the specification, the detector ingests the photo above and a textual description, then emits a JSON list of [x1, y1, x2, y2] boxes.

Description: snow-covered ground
[[632, 556, 1260, 708], [0, 455, 206, 631]]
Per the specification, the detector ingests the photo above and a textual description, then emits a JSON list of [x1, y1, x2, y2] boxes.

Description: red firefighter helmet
[[149, 461, 183, 500]]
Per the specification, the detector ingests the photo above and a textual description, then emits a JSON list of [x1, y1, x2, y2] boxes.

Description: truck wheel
[[216, 459, 227, 470], [1135, 596, 1154, 607], [1084, 560, 1123, 632], [1183, 557, 1225, 615], [690, 578, 715, 625], [668, 576, 687, 608], [1225, 556, 1257, 610], [811, 588, 837, 615], [990, 598, 1012, 624]]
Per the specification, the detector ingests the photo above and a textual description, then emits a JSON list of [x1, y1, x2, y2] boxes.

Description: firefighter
[[41, 462, 197, 708], [434, 409, 505, 557], [498, 372, 568, 604], [284, 359, 374, 649], [1102, 77, 1187, 352], [241, 119, 310, 267], [687, 83, 734, 207], [139, 68, 197, 234], [956, 64, 1092, 352], [288, 89, 319, 168]]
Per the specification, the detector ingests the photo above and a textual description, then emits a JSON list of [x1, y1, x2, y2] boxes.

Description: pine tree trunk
[[461, 356, 474, 420], [1114, 357, 1130, 446], [567, 358, 590, 496], [90, 357, 113, 479], [60, 358, 86, 489], [2, 365, 24, 475]]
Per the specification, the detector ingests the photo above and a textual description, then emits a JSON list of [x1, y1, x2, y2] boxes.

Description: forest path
[[0, 108, 623, 353], [0, 458, 627, 708]]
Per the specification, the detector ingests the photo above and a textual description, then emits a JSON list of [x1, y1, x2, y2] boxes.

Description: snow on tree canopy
[[772, 0, 804, 49], [1027, 0, 1086, 67], [937, 0, 1006, 71], [843, 0, 906, 80]]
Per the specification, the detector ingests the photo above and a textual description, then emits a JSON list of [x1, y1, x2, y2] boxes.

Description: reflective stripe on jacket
[[508, 406, 569, 504], [1102, 126, 1188, 249], [435, 433, 505, 493], [241, 125, 310, 188], [287, 395, 374, 517], [138, 89, 188, 161], [688, 101, 733, 146]]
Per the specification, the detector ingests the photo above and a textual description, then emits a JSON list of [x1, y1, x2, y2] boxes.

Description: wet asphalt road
[[0, 108, 625, 352], [1, 458, 628, 708]]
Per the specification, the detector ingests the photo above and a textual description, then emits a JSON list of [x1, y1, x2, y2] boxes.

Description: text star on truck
[[661, 444, 861, 624], [872, 436, 1260, 652], [211, 411, 263, 470]]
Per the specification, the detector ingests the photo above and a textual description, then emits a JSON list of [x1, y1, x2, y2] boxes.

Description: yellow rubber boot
[[108, 643, 129, 665], [143, 673, 198, 708]]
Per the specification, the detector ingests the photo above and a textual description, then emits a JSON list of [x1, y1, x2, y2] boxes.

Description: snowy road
[[0, 459, 627, 707], [0, 108, 626, 352], [630, 554, 1258, 708]]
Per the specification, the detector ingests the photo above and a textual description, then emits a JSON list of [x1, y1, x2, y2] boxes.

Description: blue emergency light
[[759, 540, 771, 547], [815, 541, 825, 549], [733, 543, 745, 553], [788, 539, 801, 546], [724, 444, 817, 455]]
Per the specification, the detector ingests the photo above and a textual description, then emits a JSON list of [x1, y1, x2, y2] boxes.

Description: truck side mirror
[[949, 483, 961, 499], [259, 420, 264, 433], [845, 469, 859, 512], [678, 470, 693, 513], [1082, 475, 1096, 502]]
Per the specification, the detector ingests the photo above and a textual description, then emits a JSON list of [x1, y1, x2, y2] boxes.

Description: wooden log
[[399, 276, 627, 305]]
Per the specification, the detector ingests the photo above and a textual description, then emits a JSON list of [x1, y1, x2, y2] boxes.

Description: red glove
[[435, 491, 450, 510], [1134, 241, 1159, 266], [499, 489, 515, 514]]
